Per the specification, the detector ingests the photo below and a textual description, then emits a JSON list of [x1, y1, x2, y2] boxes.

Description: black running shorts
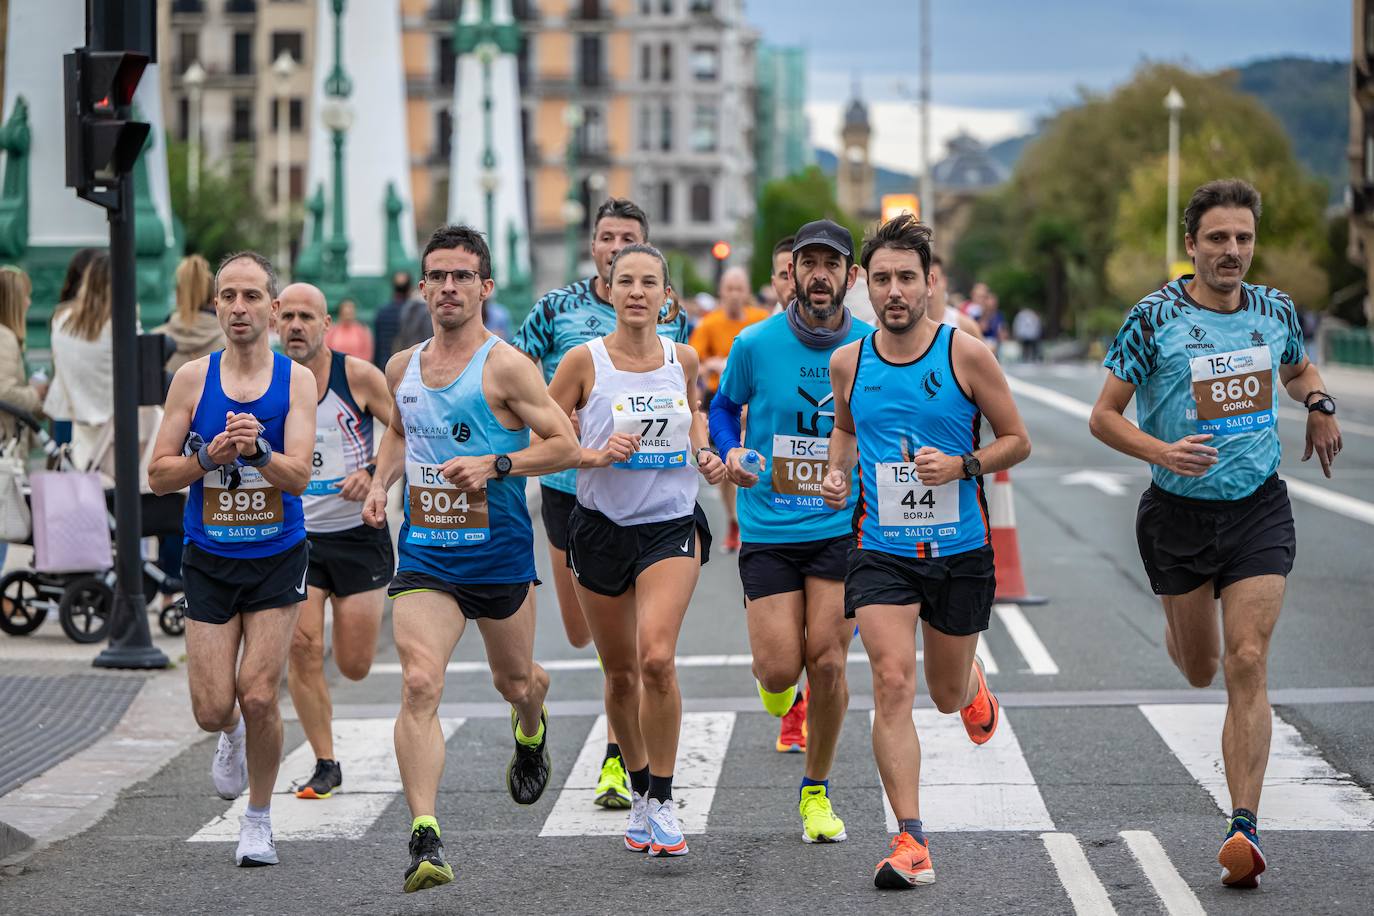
[[566, 503, 712, 597], [738, 534, 853, 601], [539, 484, 578, 552], [182, 538, 310, 625], [306, 523, 395, 597], [843, 544, 996, 635], [387, 570, 533, 621], [1135, 473, 1295, 598]]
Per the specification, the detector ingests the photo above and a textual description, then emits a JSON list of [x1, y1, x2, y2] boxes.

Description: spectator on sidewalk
[[324, 298, 374, 362], [1013, 306, 1044, 362], [0, 267, 46, 438], [48, 248, 102, 446], [154, 254, 225, 374], [372, 271, 416, 367], [45, 253, 113, 471]]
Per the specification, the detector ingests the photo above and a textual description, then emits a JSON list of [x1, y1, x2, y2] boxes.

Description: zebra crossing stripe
[[1140, 703, 1374, 830], [1040, 832, 1118, 915], [539, 713, 735, 837], [1119, 830, 1205, 916], [188, 717, 464, 842], [871, 709, 1054, 832]]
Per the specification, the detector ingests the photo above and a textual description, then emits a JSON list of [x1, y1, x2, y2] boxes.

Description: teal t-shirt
[[717, 313, 873, 543], [1103, 277, 1306, 500]]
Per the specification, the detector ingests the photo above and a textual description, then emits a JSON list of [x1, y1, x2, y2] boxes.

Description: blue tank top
[[850, 326, 988, 559], [184, 350, 306, 558], [394, 336, 535, 584]]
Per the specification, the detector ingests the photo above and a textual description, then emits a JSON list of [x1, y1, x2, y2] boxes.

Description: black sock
[[790, 686, 804, 709], [898, 818, 927, 845], [604, 742, 621, 764], [649, 773, 673, 803], [1231, 807, 1258, 830], [628, 765, 650, 797]]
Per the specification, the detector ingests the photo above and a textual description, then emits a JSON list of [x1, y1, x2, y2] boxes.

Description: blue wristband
[[195, 444, 217, 472], [238, 436, 272, 468]]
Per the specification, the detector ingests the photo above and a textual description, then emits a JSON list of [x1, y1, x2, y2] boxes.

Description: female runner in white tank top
[[549, 244, 726, 858]]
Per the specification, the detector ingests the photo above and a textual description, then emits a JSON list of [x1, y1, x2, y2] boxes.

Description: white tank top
[[576, 336, 697, 525], [940, 308, 961, 329]]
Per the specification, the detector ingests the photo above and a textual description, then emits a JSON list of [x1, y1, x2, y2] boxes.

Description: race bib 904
[[405, 461, 489, 546], [306, 427, 346, 495], [611, 391, 691, 469], [770, 434, 829, 511], [1189, 346, 1274, 436], [875, 462, 960, 543], [203, 466, 285, 543]]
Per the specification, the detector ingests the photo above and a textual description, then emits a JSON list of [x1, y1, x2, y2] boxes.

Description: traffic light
[[63, 49, 150, 194], [711, 240, 731, 288]]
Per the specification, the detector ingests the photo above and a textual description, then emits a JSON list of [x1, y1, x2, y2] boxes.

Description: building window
[[232, 31, 253, 75], [225, 0, 257, 12], [431, 0, 459, 18], [690, 45, 718, 81], [172, 0, 205, 11], [1365, 123, 1374, 184], [690, 181, 712, 223], [639, 0, 651, 14], [659, 104, 673, 151], [688, 0, 712, 12], [436, 108, 453, 161], [176, 32, 199, 75], [639, 104, 652, 151], [270, 31, 303, 64], [660, 43, 673, 82], [1367, 1, 1374, 59], [512, 0, 536, 20], [661, 0, 673, 13], [231, 96, 253, 142], [270, 165, 305, 204], [578, 107, 606, 156], [517, 36, 531, 88], [659, 180, 673, 225], [691, 103, 718, 152], [271, 97, 304, 133], [578, 35, 603, 87], [437, 35, 456, 87], [177, 96, 190, 141], [640, 44, 652, 81], [577, 0, 603, 18]]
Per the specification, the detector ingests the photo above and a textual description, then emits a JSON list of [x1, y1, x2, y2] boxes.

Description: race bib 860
[[1189, 346, 1275, 436]]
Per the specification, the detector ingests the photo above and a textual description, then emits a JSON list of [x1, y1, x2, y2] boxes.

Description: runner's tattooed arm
[[362, 347, 416, 527], [821, 341, 860, 509]]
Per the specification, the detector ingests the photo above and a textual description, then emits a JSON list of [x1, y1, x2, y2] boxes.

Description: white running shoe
[[624, 791, 651, 852], [212, 729, 248, 800], [647, 798, 688, 857], [235, 815, 278, 867]]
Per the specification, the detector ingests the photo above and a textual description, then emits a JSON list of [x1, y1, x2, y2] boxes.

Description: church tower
[[836, 86, 875, 220]]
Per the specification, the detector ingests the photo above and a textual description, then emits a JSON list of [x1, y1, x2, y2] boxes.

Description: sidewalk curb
[[0, 664, 200, 867]]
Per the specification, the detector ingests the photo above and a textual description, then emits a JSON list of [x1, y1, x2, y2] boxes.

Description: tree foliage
[[166, 137, 279, 268], [750, 166, 864, 291]]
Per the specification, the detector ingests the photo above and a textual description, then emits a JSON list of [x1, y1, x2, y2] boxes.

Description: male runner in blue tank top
[[361, 225, 580, 894], [710, 220, 873, 845], [149, 252, 316, 869], [279, 283, 394, 801], [513, 197, 689, 809], [1091, 179, 1343, 890], [821, 215, 1031, 890]]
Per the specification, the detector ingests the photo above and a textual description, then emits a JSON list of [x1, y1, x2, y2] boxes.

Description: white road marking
[[189, 718, 463, 842], [1040, 832, 1119, 915], [539, 713, 735, 837], [872, 709, 1054, 832], [1060, 468, 1130, 497], [1140, 704, 1374, 830], [369, 648, 1004, 675], [1007, 376, 1093, 420], [1119, 830, 1206, 916], [1278, 406, 1374, 437], [993, 604, 1059, 675]]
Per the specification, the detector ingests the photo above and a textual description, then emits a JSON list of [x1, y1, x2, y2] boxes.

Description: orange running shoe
[[873, 832, 935, 889], [1218, 816, 1265, 888], [776, 685, 808, 753], [959, 656, 999, 745], [723, 520, 741, 553]]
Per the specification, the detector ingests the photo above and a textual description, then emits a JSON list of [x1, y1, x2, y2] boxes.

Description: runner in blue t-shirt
[[1091, 179, 1343, 890], [512, 198, 688, 810], [711, 222, 871, 844]]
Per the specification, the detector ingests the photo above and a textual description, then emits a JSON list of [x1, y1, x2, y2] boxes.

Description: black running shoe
[[506, 706, 551, 806], [404, 825, 454, 894], [294, 758, 342, 799]]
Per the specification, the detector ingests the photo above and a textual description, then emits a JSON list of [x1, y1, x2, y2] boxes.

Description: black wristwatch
[[493, 454, 513, 479], [960, 453, 982, 480], [1305, 391, 1336, 415]]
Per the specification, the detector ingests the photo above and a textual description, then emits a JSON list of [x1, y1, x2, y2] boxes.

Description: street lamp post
[[272, 51, 297, 272], [183, 61, 205, 199], [563, 104, 583, 284], [322, 0, 353, 303], [919, 0, 934, 241], [1164, 87, 1185, 276]]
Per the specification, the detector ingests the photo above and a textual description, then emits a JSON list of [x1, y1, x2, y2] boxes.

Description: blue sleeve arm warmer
[[708, 390, 744, 455]]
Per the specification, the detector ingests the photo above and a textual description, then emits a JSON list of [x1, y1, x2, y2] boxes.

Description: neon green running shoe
[[403, 824, 454, 893], [799, 785, 847, 844], [595, 755, 632, 809]]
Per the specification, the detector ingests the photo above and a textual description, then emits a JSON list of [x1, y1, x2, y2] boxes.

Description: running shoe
[[1218, 815, 1265, 889], [647, 798, 688, 857], [595, 755, 632, 809], [723, 520, 741, 553], [404, 824, 454, 894], [776, 685, 808, 753], [506, 706, 551, 805], [873, 832, 934, 889], [235, 815, 278, 867], [211, 729, 248, 800], [294, 759, 342, 799], [799, 785, 847, 843], [624, 791, 651, 852], [959, 656, 999, 745]]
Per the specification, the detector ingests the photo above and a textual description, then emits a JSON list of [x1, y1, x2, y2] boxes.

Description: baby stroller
[[0, 400, 186, 643]]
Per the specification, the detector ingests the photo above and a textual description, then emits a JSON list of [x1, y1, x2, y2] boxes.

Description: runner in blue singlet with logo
[[1091, 179, 1343, 890], [149, 252, 317, 869], [361, 225, 579, 894], [710, 221, 872, 845], [513, 197, 689, 809], [821, 215, 1031, 890]]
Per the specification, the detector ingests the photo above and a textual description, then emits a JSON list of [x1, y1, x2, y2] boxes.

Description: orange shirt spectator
[[323, 298, 374, 363]]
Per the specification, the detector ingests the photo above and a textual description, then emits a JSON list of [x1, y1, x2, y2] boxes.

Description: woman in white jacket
[[45, 253, 113, 472]]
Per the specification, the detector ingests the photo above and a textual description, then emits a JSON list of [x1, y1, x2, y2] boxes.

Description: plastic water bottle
[[740, 450, 764, 477]]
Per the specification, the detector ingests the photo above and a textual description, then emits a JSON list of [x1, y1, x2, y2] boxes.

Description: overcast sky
[[745, 0, 1351, 171]]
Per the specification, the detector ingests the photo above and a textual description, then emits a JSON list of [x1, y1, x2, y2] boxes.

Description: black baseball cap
[[792, 219, 853, 258]]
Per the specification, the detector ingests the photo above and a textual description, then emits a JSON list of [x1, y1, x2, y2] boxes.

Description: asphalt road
[[1, 361, 1371, 916]]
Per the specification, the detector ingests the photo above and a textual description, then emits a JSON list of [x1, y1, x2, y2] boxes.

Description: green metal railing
[[1327, 328, 1374, 367]]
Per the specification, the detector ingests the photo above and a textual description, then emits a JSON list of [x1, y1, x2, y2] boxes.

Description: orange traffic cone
[[986, 469, 1046, 605]]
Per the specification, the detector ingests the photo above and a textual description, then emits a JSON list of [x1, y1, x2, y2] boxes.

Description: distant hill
[[813, 56, 1350, 203]]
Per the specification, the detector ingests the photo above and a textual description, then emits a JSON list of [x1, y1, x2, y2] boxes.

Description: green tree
[[166, 136, 278, 267], [750, 166, 863, 291]]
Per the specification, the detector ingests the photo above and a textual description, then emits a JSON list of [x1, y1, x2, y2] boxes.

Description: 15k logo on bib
[[770, 434, 829, 510], [203, 466, 285, 543], [1189, 346, 1274, 436], [875, 462, 960, 543], [404, 461, 489, 546], [306, 427, 346, 495], [611, 391, 691, 469]]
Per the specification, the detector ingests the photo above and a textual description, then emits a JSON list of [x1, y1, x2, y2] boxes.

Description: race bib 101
[[405, 461, 489, 546], [202, 466, 285, 543], [611, 391, 691, 469], [1189, 346, 1274, 436], [770, 434, 829, 511], [306, 427, 346, 495], [875, 462, 960, 543]]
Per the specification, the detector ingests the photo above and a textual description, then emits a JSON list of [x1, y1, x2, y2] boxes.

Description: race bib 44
[[875, 462, 960, 543], [405, 461, 490, 546], [1189, 346, 1274, 436]]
